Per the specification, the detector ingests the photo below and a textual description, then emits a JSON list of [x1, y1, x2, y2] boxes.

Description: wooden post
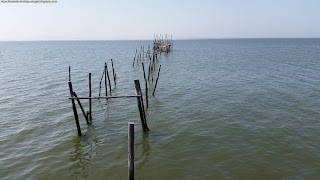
[[140, 46, 142, 60], [152, 52, 155, 71], [86, 111, 90, 122], [105, 63, 112, 93], [142, 62, 148, 109], [152, 72, 154, 83], [99, 68, 105, 98], [74, 92, 89, 124], [153, 65, 161, 96], [151, 62, 154, 83], [133, 49, 137, 66], [148, 58, 151, 81], [128, 122, 134, 180], [68, 81, 81, 136], [89, 73, 92, 121], [134, 80, 149, 131], [69, 66, 71, 81], [104, 63, 108, 96], [111, 59, 116, 86]]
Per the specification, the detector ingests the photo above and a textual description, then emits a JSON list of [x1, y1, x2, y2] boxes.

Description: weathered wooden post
[[89, 73, 92, 121], [111, 59, 116, 86], [104, 63, 108, 96], [140, 46, 142, 60], [105, 63, 112, 93], [151, 68, 154, 83], [68, 66, 71, 81], [128, 122, 134, 180], [99, 68, 105, 98], [153, 65, 161, 96], [68, 81, 81, 136], [148, 58, 151, 81], [133, 49, 137, 66], [141, 62, 148, 109], [86, 111, 90, 121], [134, 80, 149, 131]]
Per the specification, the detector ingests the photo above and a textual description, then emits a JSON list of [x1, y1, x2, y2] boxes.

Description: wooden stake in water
[[105, 63, 112, 94], [140, 46, 142, 61], [68, 66, 71, 81], [153, 65, 161, 96], [68, 81, 81, 136], [142, 62, 148, 109], [89, 73, 92, 121], [111, 59, 116, 86], [128, 122, 134, 180], [133, 49, 137, 66], [148, 58, 151, 81], [104, 63, 107, 96], [134, 80, 149, 131], [99, 68, 105, 98]]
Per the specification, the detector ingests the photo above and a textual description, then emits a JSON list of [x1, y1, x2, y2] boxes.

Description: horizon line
[[0, 37, 319, 42]]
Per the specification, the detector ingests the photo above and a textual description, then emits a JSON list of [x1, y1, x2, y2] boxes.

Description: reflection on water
[[135, 132, 151, 169], [69, 126, 100, 179]]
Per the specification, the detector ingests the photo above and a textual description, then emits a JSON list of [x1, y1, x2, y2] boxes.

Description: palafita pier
[[68, 34, 173, 179]]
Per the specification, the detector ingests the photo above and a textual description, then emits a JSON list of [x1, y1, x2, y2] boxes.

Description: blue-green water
[[0, 39, 320, 179]]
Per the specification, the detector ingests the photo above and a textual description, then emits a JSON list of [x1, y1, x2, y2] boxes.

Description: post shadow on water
[[69, 125, 101, 179]]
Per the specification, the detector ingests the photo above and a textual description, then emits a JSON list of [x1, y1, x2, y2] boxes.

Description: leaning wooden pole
[[128, 122, 134, 180], [74, 92, 89, 124], [111, 59, 116, 86], [68, 81, 81, 136], [134, 80, 149, 131], [89, 73, 92, 121], [141, 62, 148, 109], [99, 68, 105, 97], [105, 63, 112, 93], [153, 65, 161, 96]]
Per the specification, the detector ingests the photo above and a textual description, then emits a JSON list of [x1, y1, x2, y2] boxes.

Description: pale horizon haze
[[0, 0, 319, 41]]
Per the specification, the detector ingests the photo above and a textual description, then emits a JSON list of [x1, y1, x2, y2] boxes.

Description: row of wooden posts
[[132, 36, 174, 109], [132, 34, 173, 68], [68, 62, 149, 180], [68, 59, 149, 137], [128, 37, 173, 178], [68, 36, 172, 179]]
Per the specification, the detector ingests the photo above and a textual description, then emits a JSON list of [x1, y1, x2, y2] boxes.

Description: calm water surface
[[0, 39, 320, 179]]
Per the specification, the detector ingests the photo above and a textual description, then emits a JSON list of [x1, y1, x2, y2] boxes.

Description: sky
[[0, 0, 319, 41]]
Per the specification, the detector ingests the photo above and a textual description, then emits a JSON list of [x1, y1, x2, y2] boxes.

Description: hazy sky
[[0, 0, 319, 40]]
